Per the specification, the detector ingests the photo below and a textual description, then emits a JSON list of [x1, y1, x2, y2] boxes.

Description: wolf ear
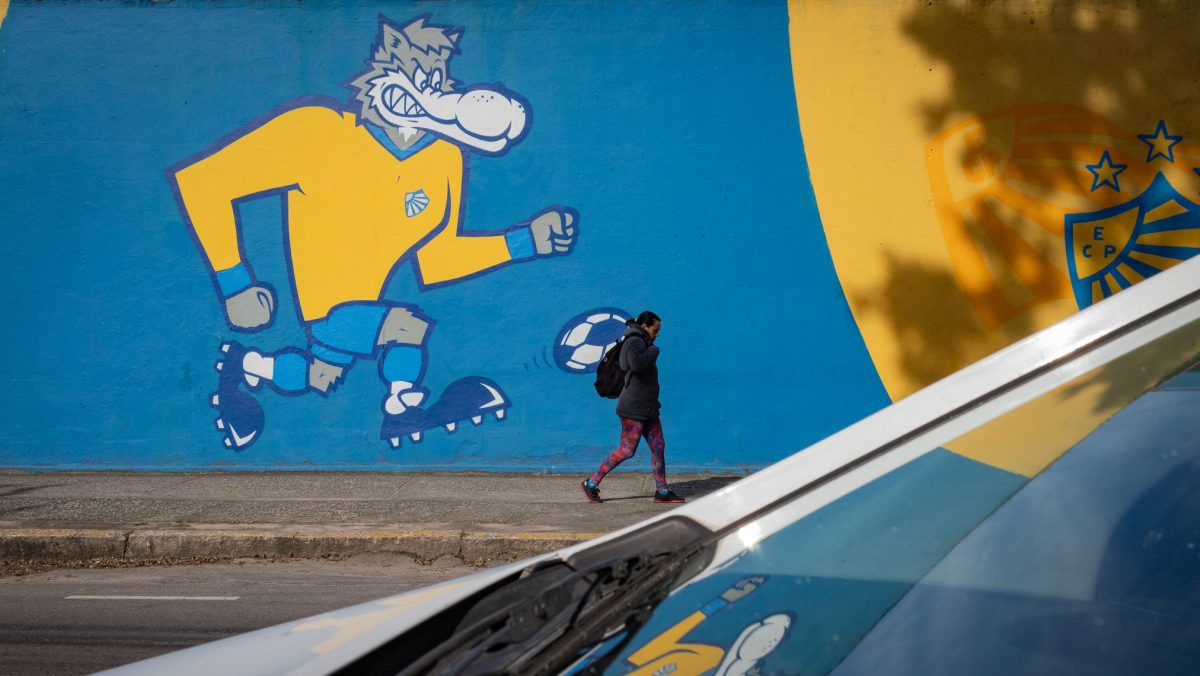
[[380, 23, 412, 53]]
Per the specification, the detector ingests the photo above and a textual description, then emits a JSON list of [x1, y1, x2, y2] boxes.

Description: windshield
[[565, 313, 1200, 674]]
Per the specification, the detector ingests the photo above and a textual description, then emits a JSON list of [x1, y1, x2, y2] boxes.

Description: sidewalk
[[0, 471, 742, 566]]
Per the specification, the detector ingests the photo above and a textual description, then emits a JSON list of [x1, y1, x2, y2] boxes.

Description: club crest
[[1066, 173, 1200, 309], [927, 105, 1200, 329]]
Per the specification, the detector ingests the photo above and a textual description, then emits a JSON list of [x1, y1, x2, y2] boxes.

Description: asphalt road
[[0, 555, 476, 675]]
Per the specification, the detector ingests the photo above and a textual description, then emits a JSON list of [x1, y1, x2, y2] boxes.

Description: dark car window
[[570, 317, 1200, 675], [835, 371, 1200, 675]]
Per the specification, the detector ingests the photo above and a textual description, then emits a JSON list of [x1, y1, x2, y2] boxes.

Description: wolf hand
[[720, 576, 767, 603], [223, 284, 276, 332], [529, 207, 579, 256]]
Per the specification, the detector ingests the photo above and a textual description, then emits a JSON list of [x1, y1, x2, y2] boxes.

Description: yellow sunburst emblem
[[927, 104, 1200, 331]]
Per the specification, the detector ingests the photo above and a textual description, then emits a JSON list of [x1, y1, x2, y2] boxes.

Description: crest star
[[1086, 150, 1126, 192], [1138, 120, 1183, 163]]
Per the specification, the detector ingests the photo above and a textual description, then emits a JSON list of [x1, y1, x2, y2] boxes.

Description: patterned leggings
[[590, 417, 667, 491]]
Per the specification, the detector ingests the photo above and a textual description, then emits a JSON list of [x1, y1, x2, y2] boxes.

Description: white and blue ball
[[554, 308, 631, 373]]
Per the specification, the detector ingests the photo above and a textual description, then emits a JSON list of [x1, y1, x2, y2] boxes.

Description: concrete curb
[[0, 528, 607, 564]]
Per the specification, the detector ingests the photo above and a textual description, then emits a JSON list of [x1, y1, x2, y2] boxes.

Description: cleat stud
[[471, 415, 483, 425], [389, 437, 401, 448], [495, 409, 507, 420], [215, 419, 225, 430], [410, 432, 422, 443], [210, 394, 220, 407], [214, 361, 224, 371], [223, 438, 232, 448], [220, 343, 231, 353], [445, 422, 457, 433]]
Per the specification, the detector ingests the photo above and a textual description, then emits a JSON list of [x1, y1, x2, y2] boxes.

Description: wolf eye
[[430, 70, 443, 91], [413, 68, 428, 90]]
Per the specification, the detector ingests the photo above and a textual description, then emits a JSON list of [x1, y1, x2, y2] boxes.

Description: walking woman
[[581, 311, 684, 504]]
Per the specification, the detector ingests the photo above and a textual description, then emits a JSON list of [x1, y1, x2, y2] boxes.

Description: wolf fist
[[530, 208, 579, 255], [720, 576, 767, 603], [224, 285, 276, 331]]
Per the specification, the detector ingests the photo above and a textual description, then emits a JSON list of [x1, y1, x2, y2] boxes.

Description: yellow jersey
[[173, 105, 512, 320]]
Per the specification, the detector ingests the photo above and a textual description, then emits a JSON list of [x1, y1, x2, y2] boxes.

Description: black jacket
[[616, 325, 661, 421]]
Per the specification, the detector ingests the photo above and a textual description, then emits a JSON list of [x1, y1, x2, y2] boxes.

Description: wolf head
[[349, 16, 529, 155]]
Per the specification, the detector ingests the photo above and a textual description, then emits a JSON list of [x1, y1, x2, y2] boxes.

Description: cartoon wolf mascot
[[170, 15, 578, 450]]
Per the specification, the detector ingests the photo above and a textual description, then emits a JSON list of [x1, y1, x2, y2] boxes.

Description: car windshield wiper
[[337, 516, 716, 676]]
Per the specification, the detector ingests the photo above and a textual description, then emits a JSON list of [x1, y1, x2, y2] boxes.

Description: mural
[[787, 1, 1200, 478], [0, 1, 889, 472], [169, 15, 579, 450], [620, 581, 790, 675], [570, 576, 793, 675], [554, 308, 631, 374], [791, 1, 1200, 406], [926, 105, 1200, 328]]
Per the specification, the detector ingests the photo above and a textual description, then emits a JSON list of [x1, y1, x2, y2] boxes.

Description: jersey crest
[[404, 188, 430, 217]]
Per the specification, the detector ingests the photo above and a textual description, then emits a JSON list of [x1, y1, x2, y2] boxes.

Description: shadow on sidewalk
[[600, 476, 743, 502], [672, 476, 742, 498]]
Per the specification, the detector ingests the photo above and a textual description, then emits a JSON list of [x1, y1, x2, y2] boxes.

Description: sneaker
[[580, 480, 602, 504], [654, 489, 685, 503]]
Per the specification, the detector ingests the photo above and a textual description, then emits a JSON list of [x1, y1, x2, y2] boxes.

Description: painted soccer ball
[[554, 308, 631, 373]]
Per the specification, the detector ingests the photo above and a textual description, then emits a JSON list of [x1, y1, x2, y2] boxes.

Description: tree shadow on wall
[[903, 1, 1200, 145], [852, 252, 1035, 394], [849, 2, 1200, 398]]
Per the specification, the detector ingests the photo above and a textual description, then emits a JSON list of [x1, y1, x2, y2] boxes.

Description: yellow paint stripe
[[1091, 280, 1105, 305], [1105, 273, 1122, 293], [1142, 200, 1189, 224], [1130, 250, 1187, 269], [1, 528, 124, 538], [0, 0, 8, 32], [1137, 228, 1200, 249], [1118, 262, 1145, 283]]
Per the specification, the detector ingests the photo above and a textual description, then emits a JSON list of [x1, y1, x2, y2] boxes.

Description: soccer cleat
[[215, 342, 266, 390], [210, 341, 265, 451], [426, 377, 511, 431], [580, 480, 601, 504], [381, 377, 510, 447], [381, 405, 432, 448], [653, 489, 685, 503]]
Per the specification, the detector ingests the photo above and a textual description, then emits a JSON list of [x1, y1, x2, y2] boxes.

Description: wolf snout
[[456, 89, 528, 140]]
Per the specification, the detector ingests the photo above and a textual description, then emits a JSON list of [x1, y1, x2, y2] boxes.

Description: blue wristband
[[699, 597, 728, 616], [504, 227, 536, 261], [215, 262, 253, 297]]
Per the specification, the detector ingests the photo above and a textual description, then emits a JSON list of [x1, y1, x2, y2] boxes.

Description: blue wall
[[0, 1, 889, 472]]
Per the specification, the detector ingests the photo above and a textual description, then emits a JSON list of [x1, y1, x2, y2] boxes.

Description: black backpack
[[594, 337, 631, 398]]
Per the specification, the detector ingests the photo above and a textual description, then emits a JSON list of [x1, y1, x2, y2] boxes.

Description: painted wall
[[792, 1, 1200, 404], [0, 1, 888, 472], [2, 1, 1195, 473]]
